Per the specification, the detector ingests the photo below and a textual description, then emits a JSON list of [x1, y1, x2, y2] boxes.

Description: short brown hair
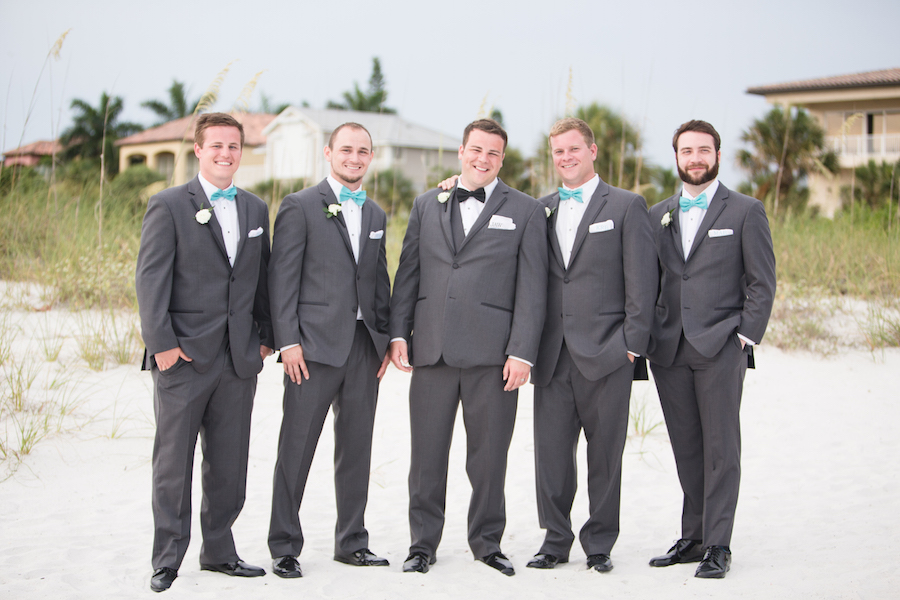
[[462, 118, 508, 151], [328, 122, 373, 150], [194, 113, 244, 148], [672, 119, 720, 153], [548, 117, 595, 147]]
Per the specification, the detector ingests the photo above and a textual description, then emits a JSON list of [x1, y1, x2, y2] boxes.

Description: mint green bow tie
[[211, 186, 236, 202], [558, 187, 583, 202], [340, 187, 367, 207], [679, 192, 707, 212]]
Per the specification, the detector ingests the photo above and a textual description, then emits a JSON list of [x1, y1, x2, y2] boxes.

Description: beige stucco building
[[115, 113, 275, 188], [747, 67, 900, 216]]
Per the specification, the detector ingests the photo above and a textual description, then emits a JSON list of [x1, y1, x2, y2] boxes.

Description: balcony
[[827, 134, 900, 166]]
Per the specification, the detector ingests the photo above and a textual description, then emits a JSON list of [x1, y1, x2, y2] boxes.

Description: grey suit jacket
[[533, 179, 656, 387], [647, 184, 776, 367], [390, 180, 548, 368], [268, 179, 390, 367], [136, 176, 274, 379]]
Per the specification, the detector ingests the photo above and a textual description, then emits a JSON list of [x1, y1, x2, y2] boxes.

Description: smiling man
[[526, 117, 656, 573], [266, 122, 391, 578], [389, 118, 548, 576], [647, 120, 775, 579], [136, 113, 274, 592]]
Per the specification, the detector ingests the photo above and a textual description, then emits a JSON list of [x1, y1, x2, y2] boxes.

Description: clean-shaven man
[[266, 122, 391, 578], [390, 119, 548, 576], [527, 118, 656, 573], [647, 120, 775, 579], [136, 112, 274, 593]]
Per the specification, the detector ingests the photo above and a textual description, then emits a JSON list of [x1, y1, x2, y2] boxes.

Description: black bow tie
[[458, 187, 486, 203]]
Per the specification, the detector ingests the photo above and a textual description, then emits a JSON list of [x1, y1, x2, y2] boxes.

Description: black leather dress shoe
[[150, 567, 177, 592], [478, 552, 515, 576], [272, 556, 302, 578], [586, 554, 613, 572], [334, 548, 390, 567], [649, 539, 704, 567], [694, 545, 731, 579], [526, 553, 567, 569], [402, 552, 436, 573], [200, 560, 266, 577]]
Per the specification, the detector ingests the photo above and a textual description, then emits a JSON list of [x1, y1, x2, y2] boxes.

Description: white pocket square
[[369, 229, 384, 240], [708, 228, 733, 238], [488, 215, 516, 231], [248, 227, 264, 238], [589, 220, 614, 233]]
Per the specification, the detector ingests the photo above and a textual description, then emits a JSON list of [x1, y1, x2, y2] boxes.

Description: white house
[[263, 107, 461, 193]]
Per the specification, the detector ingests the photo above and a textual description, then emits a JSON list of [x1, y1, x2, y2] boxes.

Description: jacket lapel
[[456, 179, 510, 254], [233, 188, 249, 261], [687, 185, 728, 263], [189, 177, 230, 266], [661, 195, 684, 263], [357, 198, 376, 267], [441, 187, 457, 255], [320, 181, 354, 261], [547, 194, 565, 270], [567, 180, 609, 268]]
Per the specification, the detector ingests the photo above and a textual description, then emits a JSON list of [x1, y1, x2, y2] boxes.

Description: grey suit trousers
[[533, 345, 631, 558], [650, 334, 747, 547], [268, 322, 380, 558], [408, 361, 517, 559], [151, 338, 256, 569]]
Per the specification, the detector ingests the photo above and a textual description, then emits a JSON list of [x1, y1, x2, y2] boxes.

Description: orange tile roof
[[3, 139, 63, 157], [116, 113, 275, 147], [747, 67, 900, 95]]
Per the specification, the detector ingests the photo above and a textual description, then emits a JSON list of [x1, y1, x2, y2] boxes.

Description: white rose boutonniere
[[437, 191, 450, 204], [323, 203, 342, 218], [661, 207, 676, 227], [195, 206, 212, 224], [545, 206, 556, 219]]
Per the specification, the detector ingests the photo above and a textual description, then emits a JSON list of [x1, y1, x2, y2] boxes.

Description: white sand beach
[[1, 305, 898, 599]]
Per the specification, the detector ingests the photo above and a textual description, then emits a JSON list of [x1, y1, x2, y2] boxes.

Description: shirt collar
[[681, 178, 719, 203], [198, 173, 234, 203], [458, 177, 499, 203], [561, 173, 600, 201], [327, 175, 364, 206]]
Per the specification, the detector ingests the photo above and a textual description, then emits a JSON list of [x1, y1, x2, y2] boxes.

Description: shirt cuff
[[390, 337, 407, 344], [280, 343, 299, 352], [737, 333, 755, 346], [508, 355, 534, 367]]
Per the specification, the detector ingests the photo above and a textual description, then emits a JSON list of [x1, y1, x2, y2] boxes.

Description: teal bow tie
[[211, 186, 237, 202], [558, 187, 583, 202], [340, 187, 367, 207], [679, 192, 708, 212]]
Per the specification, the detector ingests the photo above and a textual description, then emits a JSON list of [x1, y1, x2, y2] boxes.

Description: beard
[[678, 158, 719, 186]]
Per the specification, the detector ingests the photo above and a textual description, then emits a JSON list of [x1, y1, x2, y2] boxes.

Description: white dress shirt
[[458, 177, 499, 236], [679, 179, 719, 259], [556, 174, 599, 268], [327, 176, 364, 321], [199, 174, 239, 267]]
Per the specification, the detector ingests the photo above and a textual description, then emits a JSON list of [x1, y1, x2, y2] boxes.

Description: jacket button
[[564, 277, 570, 283], [452, 263, 459, 269], [229, 310, 234, 316], [683, 274, 689, 280], [231, 276, 235, 282]]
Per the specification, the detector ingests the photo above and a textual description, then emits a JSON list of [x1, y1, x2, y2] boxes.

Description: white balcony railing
[[826, 134, 900, 158]]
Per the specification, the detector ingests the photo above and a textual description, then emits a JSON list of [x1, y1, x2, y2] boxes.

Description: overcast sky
[[2, 0, 898, 186]]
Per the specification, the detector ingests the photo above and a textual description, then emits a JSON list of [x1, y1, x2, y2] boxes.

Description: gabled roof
[[747, 67, 900, 96], [116, 113, 275, 147], [265, 107, 461, 150], [3, 139, 63, 157]]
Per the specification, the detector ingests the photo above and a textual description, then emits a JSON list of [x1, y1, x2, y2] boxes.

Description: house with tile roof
[[263, 106, 461, 194], [2, 140, 63, 169], [115, 113, 275, 188], [747, 67, 900, 215]]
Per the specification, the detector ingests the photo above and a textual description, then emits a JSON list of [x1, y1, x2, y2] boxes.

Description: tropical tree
[[737, 106, 838, 214], [141, 80, 200, 125], [59, 92, 143, 176], [576, 103, 644, 190], [327, 57, 396, 114], [846, 159, 899, 210]]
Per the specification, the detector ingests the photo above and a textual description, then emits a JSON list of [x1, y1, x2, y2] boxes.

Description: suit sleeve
[[375, 211, 391, 337], [389, 197, 423, 341], [253, 206, 275, 349], [135, 195, 179, 356], [504, 201, 548, 363], [268, 195, 307, 349], [738, 200, 776, 344], [621, 195, 657, 355]]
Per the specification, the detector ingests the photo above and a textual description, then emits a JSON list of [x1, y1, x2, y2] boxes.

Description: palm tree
[[575, 103, 644, 190], [59, 92, 143, 175], [141, 80, 200, 125], [327, 57, 396, 114], [737, 106, 838, 214], [849, 159, 899, 210]]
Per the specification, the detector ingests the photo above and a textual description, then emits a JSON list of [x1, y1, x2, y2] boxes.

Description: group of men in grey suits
[[135, 113, 775, 592]]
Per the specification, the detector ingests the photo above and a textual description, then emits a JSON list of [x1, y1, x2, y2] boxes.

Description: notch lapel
[[233, 188, 250, 261], [687, 185, 728, 263], [189, 178, 230, 267], [357, 198, 376, 266], [320, 182, 354, 261], [547, 194, 565, 270], [567, 181, 609, 268], [456, 180, 510, 254], [441, 187, 457, 255]]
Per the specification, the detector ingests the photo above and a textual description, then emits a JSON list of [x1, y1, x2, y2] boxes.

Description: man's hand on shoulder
[[438, 174, 459, 191], [155, 347, 192, 371], [281, 345, 310, 384]]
